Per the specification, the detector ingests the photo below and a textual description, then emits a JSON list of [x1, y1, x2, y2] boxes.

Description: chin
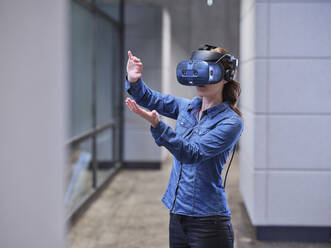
[[196, 86, 205, 97], [196, 90, 204, 97]]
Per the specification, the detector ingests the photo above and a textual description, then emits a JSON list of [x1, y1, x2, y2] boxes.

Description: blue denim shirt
[[126, 78, 244, 217]]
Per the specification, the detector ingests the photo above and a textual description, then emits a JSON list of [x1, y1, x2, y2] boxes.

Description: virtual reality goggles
[[176, 44, 238, 86]]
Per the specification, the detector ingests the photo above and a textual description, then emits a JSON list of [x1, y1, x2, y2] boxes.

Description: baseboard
[[88, 161, 117, 170], [256, 226, 331, 242], [123, 161, 161, 170]]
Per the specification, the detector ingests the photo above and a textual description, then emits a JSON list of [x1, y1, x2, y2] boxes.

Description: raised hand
[[126, 51, 143, 83], [125, 97, 160, 128]]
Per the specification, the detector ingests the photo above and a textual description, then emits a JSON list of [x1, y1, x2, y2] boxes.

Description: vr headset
[[176, 44, 238, 86]]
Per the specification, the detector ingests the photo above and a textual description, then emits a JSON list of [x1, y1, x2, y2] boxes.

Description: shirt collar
[[188, 97, 229, 118]]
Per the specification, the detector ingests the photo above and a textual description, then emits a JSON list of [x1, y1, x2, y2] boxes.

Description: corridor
[[68, 154, 330, 248]]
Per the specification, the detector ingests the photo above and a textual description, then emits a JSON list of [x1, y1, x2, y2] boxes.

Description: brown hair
[[211, 47, 242, 118]]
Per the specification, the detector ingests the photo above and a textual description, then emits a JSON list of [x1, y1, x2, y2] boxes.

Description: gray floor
[[68, 153, 331, 248]]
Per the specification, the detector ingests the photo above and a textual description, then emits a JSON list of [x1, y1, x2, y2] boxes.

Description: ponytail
[[223, 80, 242, 118]]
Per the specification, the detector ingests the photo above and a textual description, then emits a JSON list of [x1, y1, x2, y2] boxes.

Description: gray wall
[[123, 0, 240, 162], [0, 1, 68, 248], [124, 4, 163, 162], [239, 0, 331, 227]]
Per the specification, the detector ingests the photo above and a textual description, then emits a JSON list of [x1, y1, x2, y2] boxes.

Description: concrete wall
[[123, 0, 240, 163], [239, 0, 331, 233], [0, 1, 68, 247]]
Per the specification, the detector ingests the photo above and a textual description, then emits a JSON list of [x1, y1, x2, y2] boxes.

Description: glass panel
[[96, 128, 114, 186], [96, 15, 113, 125], [70, 2, 93, 137], [66, 0, 122, 219], [96, 0, 120, 22], [65, 139, 93, 214]]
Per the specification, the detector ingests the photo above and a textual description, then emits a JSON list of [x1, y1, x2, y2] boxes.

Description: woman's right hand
[[126, 50, 143, 83], [125, 98, 160, 128]]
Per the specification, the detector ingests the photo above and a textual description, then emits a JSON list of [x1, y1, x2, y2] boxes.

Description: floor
[[68, 153, 331, 248]]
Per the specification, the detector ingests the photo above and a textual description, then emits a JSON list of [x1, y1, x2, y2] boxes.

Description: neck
[[201, 93, 223, 112]]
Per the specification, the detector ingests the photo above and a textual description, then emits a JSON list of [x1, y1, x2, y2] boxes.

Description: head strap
[[190, 50, 225, 61], [198, 44, 217, 51]]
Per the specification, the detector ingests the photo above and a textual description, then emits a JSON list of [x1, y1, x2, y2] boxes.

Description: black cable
[[223, 143, 237, 189]]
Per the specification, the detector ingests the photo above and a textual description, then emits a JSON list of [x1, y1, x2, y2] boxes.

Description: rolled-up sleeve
[[150, 118, 243, 164]]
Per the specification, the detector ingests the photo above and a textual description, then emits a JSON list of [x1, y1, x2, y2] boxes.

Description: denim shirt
[[125, 78, 244, 217]]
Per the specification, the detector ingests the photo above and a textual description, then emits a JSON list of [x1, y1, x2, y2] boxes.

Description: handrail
[[66, 121, 115, 145]]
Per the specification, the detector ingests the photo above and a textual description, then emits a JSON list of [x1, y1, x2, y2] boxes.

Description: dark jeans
[[169, 213, 234, 248]]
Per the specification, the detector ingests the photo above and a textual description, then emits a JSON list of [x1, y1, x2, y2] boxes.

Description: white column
[[161, 7, 173, 161], [239, 0, 331, 241]]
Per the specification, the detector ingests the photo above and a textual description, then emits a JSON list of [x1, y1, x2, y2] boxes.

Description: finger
[[125, 99, 133, 110], [126, 98, 136, 110], [127, 98, 136, 106], [133, 66, 142, 73], [152, 110, 159, 118], [126, 99, 133, 109], [127, 99, 146, 116], [129, 100, 136, 110], [131, 100, 139, 109], [131, 100, 141, 113], [125, 101, 133, 112], [133, 56, 141, 62], [130, 100, 147, 115], [128, 50, 133, 60], [127, 98, 133, 103], [127, 99, 135, 110], [130, 100, 140, 113]]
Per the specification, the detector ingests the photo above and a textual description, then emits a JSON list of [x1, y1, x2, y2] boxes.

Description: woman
[[125, 47, 243, 248]]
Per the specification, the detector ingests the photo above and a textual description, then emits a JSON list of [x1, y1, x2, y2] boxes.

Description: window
[[65, 0, 123, 221]]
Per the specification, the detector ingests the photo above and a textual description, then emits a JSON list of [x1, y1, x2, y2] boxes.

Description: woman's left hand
[[125, 98, 160, 128]]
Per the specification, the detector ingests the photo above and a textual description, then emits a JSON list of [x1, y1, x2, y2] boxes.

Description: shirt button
[[181, 122, 184, 125]]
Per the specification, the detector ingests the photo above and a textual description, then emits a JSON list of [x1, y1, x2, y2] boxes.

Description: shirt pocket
[[197, 127, 211, 136], [175, 116, 193, 137]]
